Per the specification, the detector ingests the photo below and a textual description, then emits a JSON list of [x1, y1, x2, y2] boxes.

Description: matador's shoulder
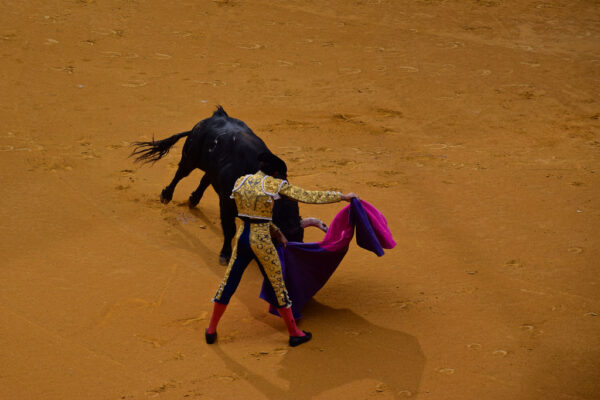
[[231, 174, 252, 195], [262, 175, 288, 197]]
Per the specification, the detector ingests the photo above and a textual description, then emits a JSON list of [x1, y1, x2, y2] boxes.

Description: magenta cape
[[260, 199, 396, 318]]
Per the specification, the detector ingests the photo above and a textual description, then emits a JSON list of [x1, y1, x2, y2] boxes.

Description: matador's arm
[[277, 181, 342, 204], [269, 222, 288, 246]]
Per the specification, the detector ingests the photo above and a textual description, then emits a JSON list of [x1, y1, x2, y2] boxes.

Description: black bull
[[131, 107, 304, 265]]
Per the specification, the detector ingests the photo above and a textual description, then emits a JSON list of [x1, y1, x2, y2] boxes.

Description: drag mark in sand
[[150, 264, 178, 311], [164, 311, 208, 328], [94, 264, 178, 328], [0, 302, 127, 369], [133, 334, 166, 348]]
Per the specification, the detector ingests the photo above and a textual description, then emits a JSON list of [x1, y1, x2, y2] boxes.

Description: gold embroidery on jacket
[[216, 170, 342, 307], [232, 171, 342, 220]]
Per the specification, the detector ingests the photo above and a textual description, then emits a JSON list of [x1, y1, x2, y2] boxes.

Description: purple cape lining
[[259, 199, 395, 319]]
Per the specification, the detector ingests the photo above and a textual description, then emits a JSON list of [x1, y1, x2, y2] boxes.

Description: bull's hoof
[[219, 255, 230, 266], [160, 189, 172, 204]]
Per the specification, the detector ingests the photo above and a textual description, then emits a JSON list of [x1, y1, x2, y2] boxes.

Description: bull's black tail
[[130, 131, 191, 164]]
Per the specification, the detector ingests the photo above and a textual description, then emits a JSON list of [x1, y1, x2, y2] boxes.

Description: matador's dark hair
[[258, 152, 287, 178]]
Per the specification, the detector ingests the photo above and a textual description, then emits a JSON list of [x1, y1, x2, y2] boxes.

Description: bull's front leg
[[218, 195, 237, 265], [189, 173, 211, 209]]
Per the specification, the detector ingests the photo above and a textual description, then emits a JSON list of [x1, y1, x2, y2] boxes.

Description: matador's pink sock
[[277, 307, 305, 337], [207, 302, 227, 334]]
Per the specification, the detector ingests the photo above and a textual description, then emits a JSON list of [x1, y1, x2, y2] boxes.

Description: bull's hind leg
[[161, 161, 194, 204], [189, 174, 211, 209], [218, 195, 237, 265]]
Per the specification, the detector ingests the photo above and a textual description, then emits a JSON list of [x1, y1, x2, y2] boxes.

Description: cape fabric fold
[[259, 199, 395, 319]]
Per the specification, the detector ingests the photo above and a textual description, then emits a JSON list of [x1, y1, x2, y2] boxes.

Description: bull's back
[[196, 112, 270, 192]]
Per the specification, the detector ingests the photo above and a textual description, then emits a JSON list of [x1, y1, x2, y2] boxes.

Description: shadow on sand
[[170, 205, 425, 398], [211, 300, 425, 399]]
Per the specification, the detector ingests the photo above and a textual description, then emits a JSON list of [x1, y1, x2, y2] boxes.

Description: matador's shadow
[[212, 300, 425, 400], [175, 206, 424, 398]]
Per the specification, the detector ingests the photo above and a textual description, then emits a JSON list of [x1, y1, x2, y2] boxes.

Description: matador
[[206, 152, 357, 347]]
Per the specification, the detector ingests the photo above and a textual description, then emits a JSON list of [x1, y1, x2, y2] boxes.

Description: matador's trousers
[[213, 220, 291, 307]]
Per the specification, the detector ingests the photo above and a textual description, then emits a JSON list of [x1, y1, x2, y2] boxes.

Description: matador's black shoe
[[289, 331, 312, 347], [205, 329, 217, 344]]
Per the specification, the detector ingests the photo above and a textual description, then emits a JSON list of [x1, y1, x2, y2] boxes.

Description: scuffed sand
[[1, 1, 599, 399]]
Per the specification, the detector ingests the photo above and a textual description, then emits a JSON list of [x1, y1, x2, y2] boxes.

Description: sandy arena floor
[[1, 1, 599, 399]]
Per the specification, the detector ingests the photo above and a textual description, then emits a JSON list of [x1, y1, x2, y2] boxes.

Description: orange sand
[[1, 1, 599, 399]]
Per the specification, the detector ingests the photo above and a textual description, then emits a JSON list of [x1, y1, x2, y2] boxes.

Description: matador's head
[[258, 152, 288, 179]]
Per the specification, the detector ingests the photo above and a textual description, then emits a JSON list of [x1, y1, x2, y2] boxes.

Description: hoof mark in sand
[[50, 65, 74, 74], [375, 383, 387, 392], [519, 324, 544, 337], [147, 381, 177, 396], [195, 80, 226, 87], [239, 43, 263, 49], [102, 51, 138, 58], [154, 53, 172, 59], [273, 347, 288, 356], [398, 66, 419, 72], [391, 301, 410, 310], [375, 107, 403, 118], [437, 41, 463, 49], [218, 62, 241, 68], [367, 181, 395, 188], [107, 141, 130, 149], [520, 61, 540, 67], [250, 351, 271, 360], [1, 139, 43, 152], [437, 368, 455, 375], [213, 0, 239, 7], [122, 80, 147, 88], [520, 324, 534, 332], [2, 33, 17, 41]]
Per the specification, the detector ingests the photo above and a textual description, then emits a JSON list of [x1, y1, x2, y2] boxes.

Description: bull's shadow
[[212, 300, 425, 399]]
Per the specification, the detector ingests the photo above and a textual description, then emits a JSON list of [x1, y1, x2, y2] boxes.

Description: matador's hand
[[341, 192, 359, 202], [276, 230, 288, 248]]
